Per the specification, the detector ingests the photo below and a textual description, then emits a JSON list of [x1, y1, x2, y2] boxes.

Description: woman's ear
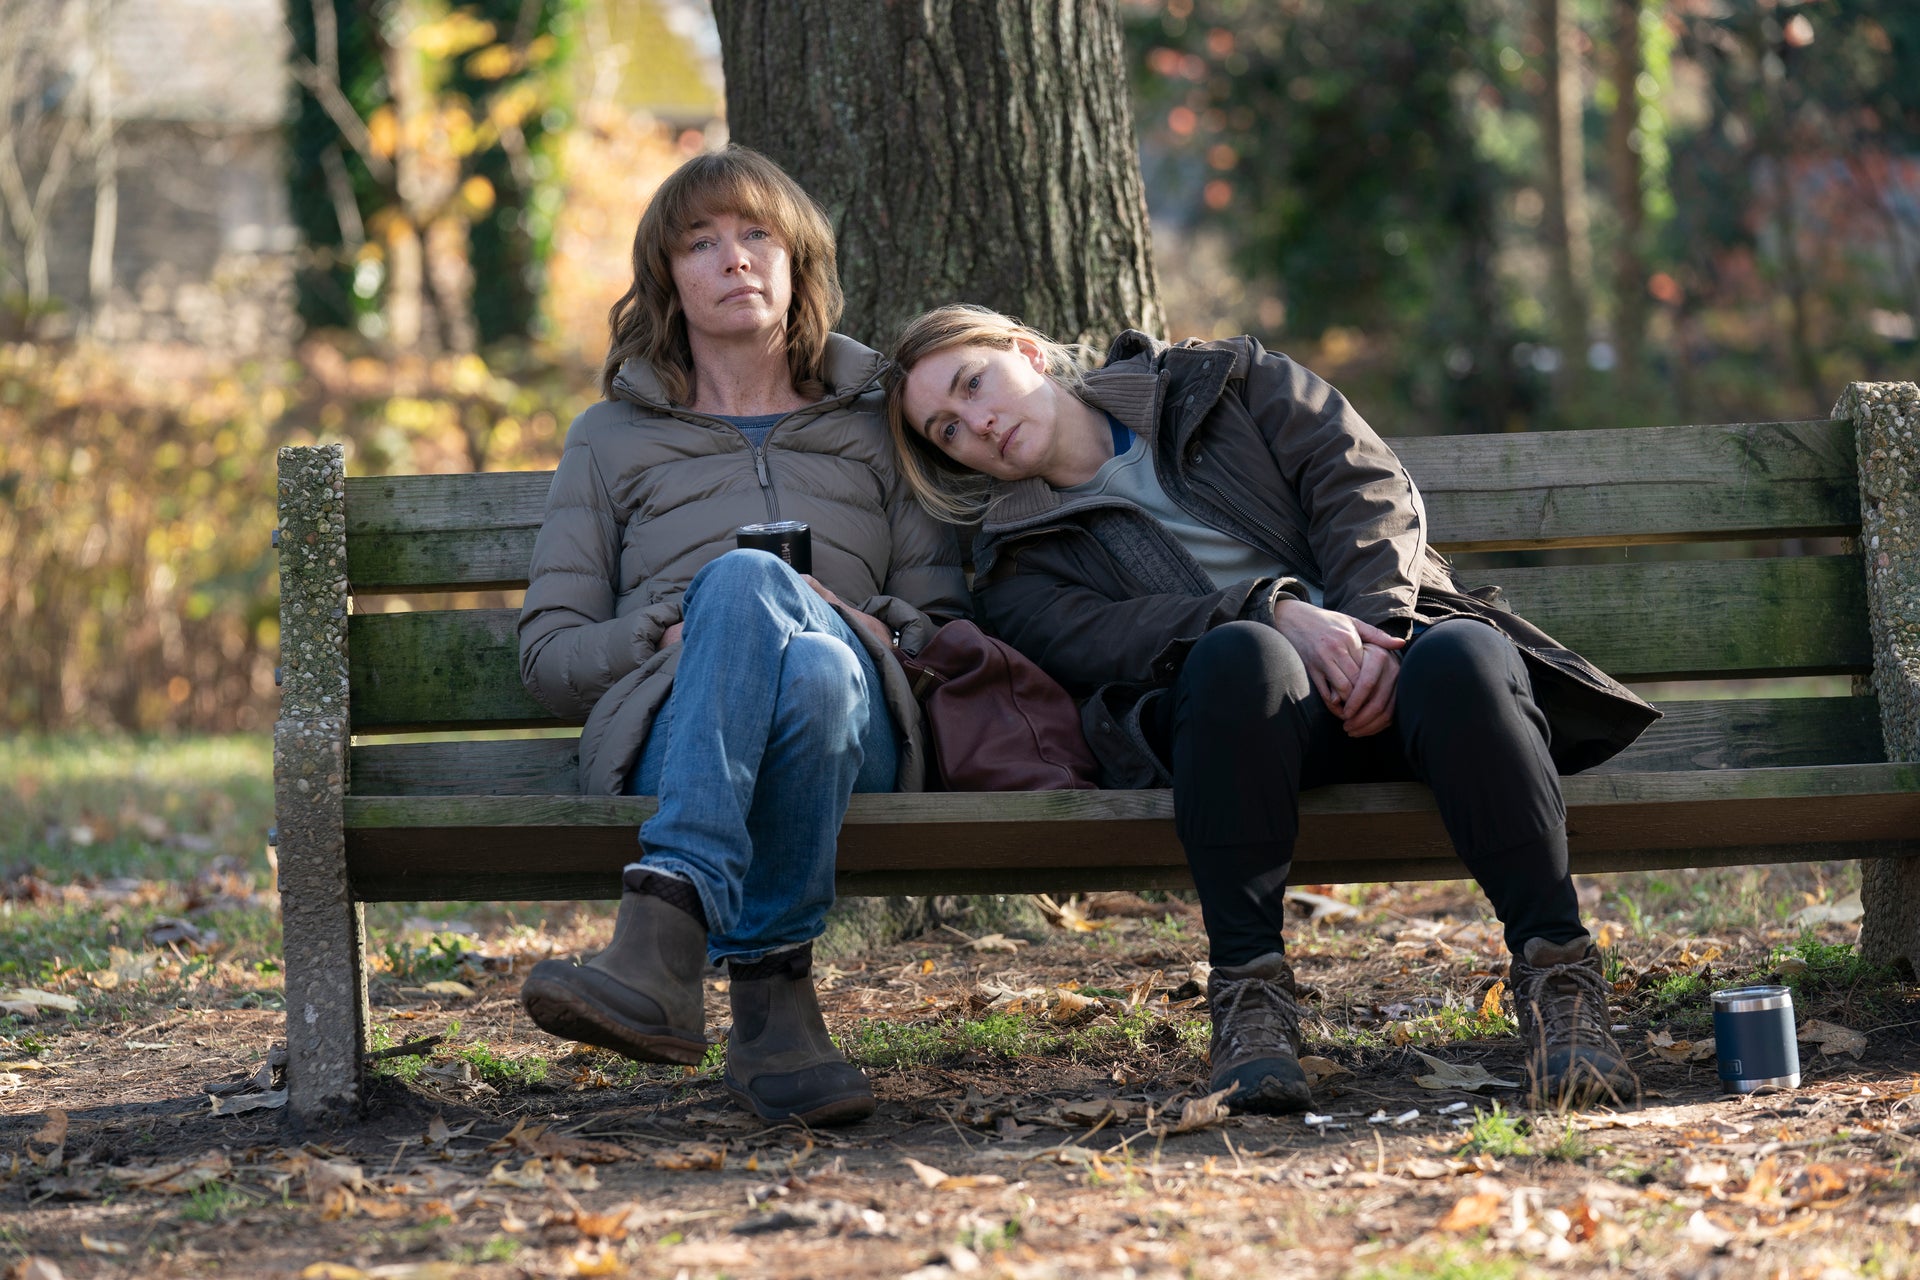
[[1013, 334, 1047, 374]]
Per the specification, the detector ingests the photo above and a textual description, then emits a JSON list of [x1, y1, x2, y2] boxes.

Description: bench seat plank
[[342, 421, 1857, 593], [340, 762, 1920, 901], [344, 557, 1873, 732], [346, 695, 1889, 796]]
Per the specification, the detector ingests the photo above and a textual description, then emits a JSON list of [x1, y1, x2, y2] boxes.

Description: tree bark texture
[[713, 0, 1162, 351], [1537, 0, 1591, 404], [1606, 0, 1646, 402]]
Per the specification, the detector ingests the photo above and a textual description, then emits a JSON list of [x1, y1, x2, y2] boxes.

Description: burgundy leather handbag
[[893, 621, 1100, 791]]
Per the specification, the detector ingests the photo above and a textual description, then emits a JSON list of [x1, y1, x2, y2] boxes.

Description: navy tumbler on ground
[[1712, 984, 1801, 1092]]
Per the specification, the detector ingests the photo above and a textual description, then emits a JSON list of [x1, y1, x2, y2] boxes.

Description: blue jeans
[[623, 550, 897, 963]]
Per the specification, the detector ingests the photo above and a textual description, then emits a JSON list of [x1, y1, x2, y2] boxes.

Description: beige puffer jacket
[[519, 334, 970, 796]]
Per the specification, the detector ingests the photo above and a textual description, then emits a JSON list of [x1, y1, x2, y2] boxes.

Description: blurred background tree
[[285, 0, 577, 353], [1124, 0, 1919, 433]]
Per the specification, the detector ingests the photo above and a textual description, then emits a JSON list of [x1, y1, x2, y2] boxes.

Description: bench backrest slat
[[344, 555, 1872, 732], [342, 420, 1858, 593], [347, 693, 1888, 797]]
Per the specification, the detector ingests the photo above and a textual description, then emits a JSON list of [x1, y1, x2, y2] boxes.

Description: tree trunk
[[1605, 0, 1645, 407], [712, 0, 1161, 350], [1537, 0, 1591, 410]]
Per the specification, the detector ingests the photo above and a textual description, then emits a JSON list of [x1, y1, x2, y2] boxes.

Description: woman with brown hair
[[885, 305, 1657, 1112], [515, 147, 967, 1126]]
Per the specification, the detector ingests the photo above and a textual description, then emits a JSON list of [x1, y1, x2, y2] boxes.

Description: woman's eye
[[966, 374, 981, 392], [939, 422, 957, 443], [746, 227, 769, 240]]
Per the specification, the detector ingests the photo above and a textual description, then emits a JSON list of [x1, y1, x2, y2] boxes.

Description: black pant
[[1146, 619, 1585, 966]]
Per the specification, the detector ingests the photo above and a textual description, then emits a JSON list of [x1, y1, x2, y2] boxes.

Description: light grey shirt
[[1061, 431, 1323, 603]]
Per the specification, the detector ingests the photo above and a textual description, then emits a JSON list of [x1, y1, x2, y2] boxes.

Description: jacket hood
[[609, 332, 886, 411]]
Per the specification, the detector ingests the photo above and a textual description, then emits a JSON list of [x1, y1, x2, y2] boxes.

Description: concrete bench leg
[[276, 444, 365, 1122], [1838, 382, 1920, 972], [277, 720, 366, 1121]]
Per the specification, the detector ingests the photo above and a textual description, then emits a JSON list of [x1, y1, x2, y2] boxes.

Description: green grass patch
[[1456, 1103, 1529, 1159], [1, 735, 273, 882], [1348, 1252, 1525, 1280], [847, 1008, 1187, 1070]]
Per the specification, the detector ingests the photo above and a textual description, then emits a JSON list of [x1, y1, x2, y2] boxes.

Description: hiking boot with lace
[[724, 943, 875, 1126], [1206, 951, 1314, 1114], [520, 872, 708, 1065], [1510, 935, 1640, 1107]]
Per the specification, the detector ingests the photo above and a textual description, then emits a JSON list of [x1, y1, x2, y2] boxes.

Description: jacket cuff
[[1237, 576, 1314, 627]]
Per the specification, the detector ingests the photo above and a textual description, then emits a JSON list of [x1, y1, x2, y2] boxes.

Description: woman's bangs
[[660, 163, 801, 247]]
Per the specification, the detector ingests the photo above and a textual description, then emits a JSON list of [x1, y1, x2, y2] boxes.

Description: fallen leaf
[[565, 1201, 640, 1240], [1284, 889, 1362, 923], [487, 1159, 549, 1190], [1410, 1050, 1521, 1092], [651, 1143, 725, 1172], [0, 1073, 24, 1095], [1787, 1163, 1851, 1209], [902, 1156, 1007, 1191], [568, 1242, 626, 1276], [1593, 922, 1616, 949], [426, 1114, 474, 1146], [1049, 988, 1102, 1023], [1402, 1157, 1458, 1180], [27, 1110, 67, 1167], [1438, 1190, 1504, 1231], [1682, 1161, 1730, 1188], [1798, 1020, 1867, 1059], [966, 933, 1026, 953], [1160, 1086, 1235, 1135], [1646, 1031, 1716, 1064], [1683, 1209, 1734, 1248], [1299, 1055, 1351, 1087], [299, 1266, 370, 1280], [1787, 891, 1863, 927], [78, 1235, 127, 1256], [1478, 981, 1505, 1021], [1054, 1098, 1139, 1125], [488, 1117, 630, 1163], [146, 917, 212, 950], [904, 1157, 950, 1189], [109, 1151, 232, 1194], [15, 1261, 68, 1280], [1677, 943, 1723, 966], [418, 980, 475, 999], [282, 1153, 367, 1202], [0, 989, 79, 1016], [1033, 893, 1105, 933], [210, 1088, 287, 1117]]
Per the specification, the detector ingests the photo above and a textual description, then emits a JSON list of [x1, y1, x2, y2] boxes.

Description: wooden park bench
[[272, 380, 1920, 1123]]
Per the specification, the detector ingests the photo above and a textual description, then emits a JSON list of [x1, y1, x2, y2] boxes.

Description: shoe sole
[[1217, 1075, 1315, 1115], [521, 976, 706, 1066], [724, 1077, 876, 1127]]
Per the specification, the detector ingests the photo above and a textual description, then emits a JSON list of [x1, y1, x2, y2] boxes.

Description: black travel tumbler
[[734, 520, 812, 575], [1712, 984, 1801, 1093]]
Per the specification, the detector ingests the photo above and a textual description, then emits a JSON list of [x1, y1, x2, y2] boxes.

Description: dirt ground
[[4, 876, 1919, 1280]]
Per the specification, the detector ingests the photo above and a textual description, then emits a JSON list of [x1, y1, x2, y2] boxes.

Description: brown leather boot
[[520, 879, 708, 1065], [724, 944, 875, 1126], [1510, 935, 1640, 1107], [1206, 952, 1314, 1114]]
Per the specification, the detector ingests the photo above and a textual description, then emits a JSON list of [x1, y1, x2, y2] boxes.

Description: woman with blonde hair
[[515, 147, 967, 1126], [885, 305, 1657, 1111]]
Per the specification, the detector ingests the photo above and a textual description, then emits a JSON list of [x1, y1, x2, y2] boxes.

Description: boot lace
[[1512, 952, 1614, 1053], [1208, 970, 1302, 1063]]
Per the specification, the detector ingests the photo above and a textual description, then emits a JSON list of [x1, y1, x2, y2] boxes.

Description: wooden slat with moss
[[341, 557, 1873, 732]]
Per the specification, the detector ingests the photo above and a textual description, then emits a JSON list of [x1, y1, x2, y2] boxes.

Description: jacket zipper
[[753, 445, 777, 519], [1183, 467, 1318, 588]]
